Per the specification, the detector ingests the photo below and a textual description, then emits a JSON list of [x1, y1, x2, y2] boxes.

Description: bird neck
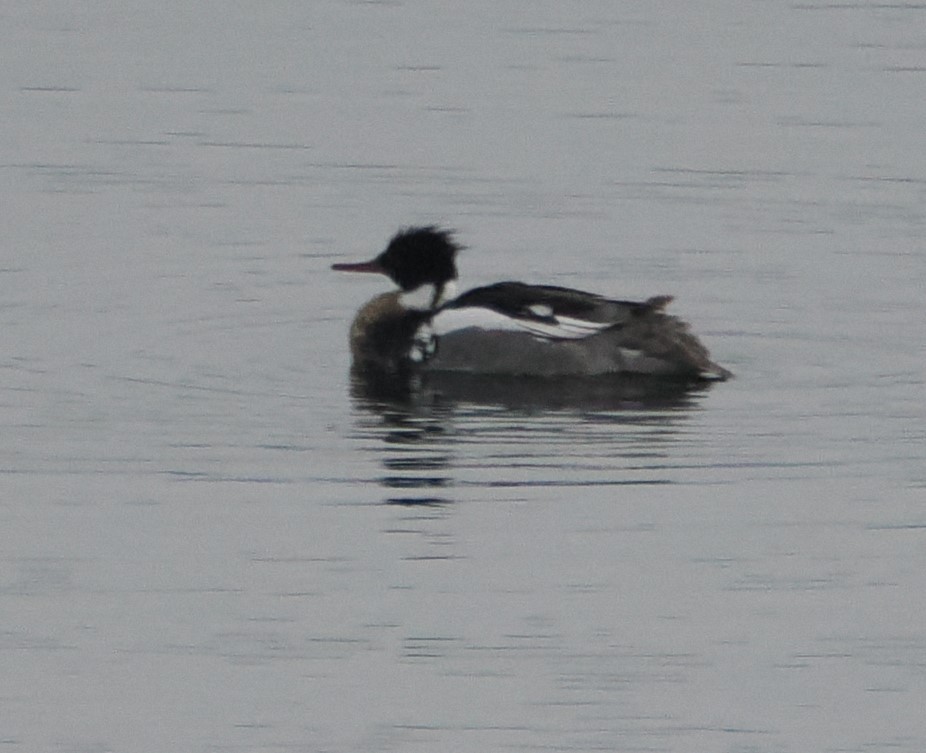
[[399, 280, 457, 311]]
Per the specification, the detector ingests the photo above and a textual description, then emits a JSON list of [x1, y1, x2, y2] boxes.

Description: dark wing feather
[[445, 281, 657, 327]]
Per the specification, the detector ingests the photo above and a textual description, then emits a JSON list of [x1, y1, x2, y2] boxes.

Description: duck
[[332, 226, 731, 381]]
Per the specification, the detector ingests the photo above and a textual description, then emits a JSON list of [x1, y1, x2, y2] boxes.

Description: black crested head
[[377, 225, 461, 291]]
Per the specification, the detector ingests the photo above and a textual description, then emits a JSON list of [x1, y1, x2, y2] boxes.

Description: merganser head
[[332, 226, 461, 309]]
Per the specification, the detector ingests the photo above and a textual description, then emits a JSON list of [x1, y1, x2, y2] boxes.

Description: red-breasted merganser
[[332, 226, 731, 381]]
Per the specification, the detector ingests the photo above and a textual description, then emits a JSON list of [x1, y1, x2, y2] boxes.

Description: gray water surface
[[2, 2, 925, 752]]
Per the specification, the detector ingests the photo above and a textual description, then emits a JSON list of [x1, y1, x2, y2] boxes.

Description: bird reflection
[[348, 369, 716, 508], [351, 368, 711, 413], [349, 375, 455, 507]]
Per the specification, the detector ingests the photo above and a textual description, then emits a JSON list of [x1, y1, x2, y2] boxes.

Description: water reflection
[[348, 370, 716, 506], [351, 369, 714, 412]]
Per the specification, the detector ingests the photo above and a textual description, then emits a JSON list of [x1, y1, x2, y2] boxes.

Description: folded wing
[[433, 281, 656, 341]]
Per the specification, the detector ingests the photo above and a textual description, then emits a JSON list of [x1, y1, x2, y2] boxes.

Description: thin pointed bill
[[331, 258, 384, 274]]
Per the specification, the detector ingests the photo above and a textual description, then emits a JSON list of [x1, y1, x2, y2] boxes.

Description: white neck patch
[[399, 281, 457, 311]]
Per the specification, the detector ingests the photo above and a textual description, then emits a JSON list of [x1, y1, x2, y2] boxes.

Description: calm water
[[2, 2, 925, 752]]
